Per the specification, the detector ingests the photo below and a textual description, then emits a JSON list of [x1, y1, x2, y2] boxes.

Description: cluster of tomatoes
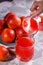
[[0, 12, 27, 43], [0, 12, 39, 43]]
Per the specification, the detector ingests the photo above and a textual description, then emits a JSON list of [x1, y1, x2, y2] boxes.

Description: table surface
[[0, 0, 43, 65]]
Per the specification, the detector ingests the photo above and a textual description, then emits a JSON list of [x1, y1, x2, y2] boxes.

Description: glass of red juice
[[22, 16, 38, 35], [15, 35, 34, 65]]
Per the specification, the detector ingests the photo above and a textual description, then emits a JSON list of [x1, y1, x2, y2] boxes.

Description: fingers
[[31, 9, 42, 18], [30, 1, 37, 11]]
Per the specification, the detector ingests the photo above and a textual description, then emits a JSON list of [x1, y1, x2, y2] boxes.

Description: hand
[[30, 0, 43, 18]]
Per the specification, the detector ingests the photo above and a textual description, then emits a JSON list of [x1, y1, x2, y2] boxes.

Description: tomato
[[39, 16, 43, 31], [16, 27, 23, 38], [20, 16, 26, 27], [0, 45, 9, 61], [1, 28, 15, 43], [7, 15, 21, 29], [4, 12, 15, 22], [0, 20, 5, 34], [4, 12, 21, 29], [20, 16, 25, 22], [16, 27, 28, 38], [40, 16, 43, 22]]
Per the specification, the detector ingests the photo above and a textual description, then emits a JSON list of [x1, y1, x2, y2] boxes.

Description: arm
[[30, 0, 43, 18]]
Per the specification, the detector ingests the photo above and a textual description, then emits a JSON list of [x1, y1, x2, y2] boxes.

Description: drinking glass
[[22, 16, 38, 35], [15, 35, 34, 65]]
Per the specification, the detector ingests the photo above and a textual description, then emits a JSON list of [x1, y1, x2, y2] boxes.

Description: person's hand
[[30, 0, 43, 18]]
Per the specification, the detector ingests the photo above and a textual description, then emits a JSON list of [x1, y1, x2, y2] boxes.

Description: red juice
[[15, 37, 34, 62]]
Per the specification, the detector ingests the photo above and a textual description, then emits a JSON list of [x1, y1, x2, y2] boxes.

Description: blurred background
[[0, 0, 34, 19]]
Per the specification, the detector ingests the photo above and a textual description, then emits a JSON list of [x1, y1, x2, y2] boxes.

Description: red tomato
[[4, 12, 21, 29], [0, 20, 5, 34], [16, 27, 23, 38], [7, 14, 21, 29], [39, 22, 43, 31], [39, 16, 43, 31], [40, 16, 43, 22], [0, 45, 9, 61], [20, 16, 26, 27], [20, 16, 26, 22], [16, 27, 28, 38], [4, 12, 15, 22], [1, 28, 15, 43]]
